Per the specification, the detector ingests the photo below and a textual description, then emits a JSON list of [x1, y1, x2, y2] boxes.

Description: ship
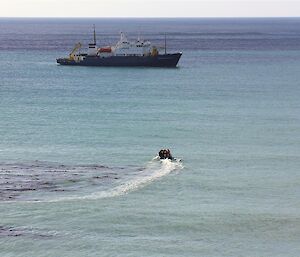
[[56, 26, 182, 67]]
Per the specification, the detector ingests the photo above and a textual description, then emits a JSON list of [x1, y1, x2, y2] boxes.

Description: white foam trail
[[48, 159, 183, 202]]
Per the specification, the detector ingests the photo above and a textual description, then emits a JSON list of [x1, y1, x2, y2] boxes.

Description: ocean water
[[0, 18, 300, 256]]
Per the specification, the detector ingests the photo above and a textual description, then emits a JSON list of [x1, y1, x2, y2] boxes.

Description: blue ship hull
[[57, 53, 182, 67]]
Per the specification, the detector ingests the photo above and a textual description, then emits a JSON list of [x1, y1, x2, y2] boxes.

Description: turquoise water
[[1, 19, 300, 256]]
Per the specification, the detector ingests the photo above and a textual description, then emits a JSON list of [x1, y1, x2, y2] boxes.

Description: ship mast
[[164, 33, 167, 54], [93, 24, 96, 45]]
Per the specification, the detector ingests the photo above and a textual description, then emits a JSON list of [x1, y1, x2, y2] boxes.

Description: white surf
[[49, 158, 183, 202]]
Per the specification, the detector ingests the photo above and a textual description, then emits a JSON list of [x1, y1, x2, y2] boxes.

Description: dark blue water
[[1, 18, 300, 51], [0, 18, 300, 257]]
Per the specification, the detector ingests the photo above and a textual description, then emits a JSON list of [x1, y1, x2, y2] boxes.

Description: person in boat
[[158, 149, 173, 160]]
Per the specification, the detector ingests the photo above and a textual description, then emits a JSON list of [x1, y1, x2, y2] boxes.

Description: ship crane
[[69, 42, 82, 60]]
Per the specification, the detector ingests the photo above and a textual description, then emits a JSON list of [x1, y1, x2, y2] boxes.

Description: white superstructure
[[95, 32, 158, 58], [110, 32, 153, 57], [67, 31, 160, 61]]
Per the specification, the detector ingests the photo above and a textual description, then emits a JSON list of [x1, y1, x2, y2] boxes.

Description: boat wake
[[0, 159, 183, 203], [50, 158, 183, 202]]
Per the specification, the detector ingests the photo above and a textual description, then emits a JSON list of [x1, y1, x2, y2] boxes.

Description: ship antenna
[[93, 24, 96, 45], [138, 26, 141, 41], [164, 33, 167, 54]]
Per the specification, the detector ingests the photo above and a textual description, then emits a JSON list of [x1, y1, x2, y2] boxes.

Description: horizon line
[[0, 16, 300, 19]]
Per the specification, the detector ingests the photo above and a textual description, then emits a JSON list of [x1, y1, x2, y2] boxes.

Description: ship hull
[[57, 53, 182, 67]]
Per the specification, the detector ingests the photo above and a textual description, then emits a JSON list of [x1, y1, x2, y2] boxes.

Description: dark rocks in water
[[0, 162, 103, 201], [0, 225, 54, 239], [39, 181, 53, 186], [51, 189, 66, 192], [93, 175, 110, 179], [91, 175, 119, 182], [80, 164, 109, 170], [5, 188, 36, 192], [67, 179, 79, 183], [0, 161, 140, 201], [44, 169, 68, 173], [0, 226, 23, 237]]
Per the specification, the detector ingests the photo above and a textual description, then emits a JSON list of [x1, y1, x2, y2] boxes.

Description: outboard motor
[[158, 149, 173, 160]]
